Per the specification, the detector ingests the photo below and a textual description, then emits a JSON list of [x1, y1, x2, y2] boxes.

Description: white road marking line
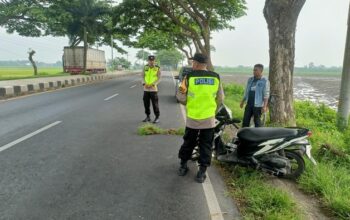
[[170, 71, 224, 220], [0, 121, 62, 153], [130, 85, 137, 88], [104, 93, 119, 101]]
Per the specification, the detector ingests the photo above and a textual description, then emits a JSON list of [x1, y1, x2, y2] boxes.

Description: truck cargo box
[[63, 47, 107, 74]]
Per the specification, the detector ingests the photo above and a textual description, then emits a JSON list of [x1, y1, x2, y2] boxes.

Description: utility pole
[[111, 35, 114, 61], [83, 26, 88, 73]]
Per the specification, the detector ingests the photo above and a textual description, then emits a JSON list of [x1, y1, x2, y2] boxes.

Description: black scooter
[[192, 104, 317, 179]]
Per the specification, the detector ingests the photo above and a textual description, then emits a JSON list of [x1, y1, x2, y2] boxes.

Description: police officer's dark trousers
[[143, 91, 160, 117], [178, 127, 215, 167], [242, 105, 262, 127]]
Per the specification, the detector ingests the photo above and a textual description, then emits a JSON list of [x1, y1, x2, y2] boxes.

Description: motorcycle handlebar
[[216, 117, 241, 125], [230, 118, 241, 124]]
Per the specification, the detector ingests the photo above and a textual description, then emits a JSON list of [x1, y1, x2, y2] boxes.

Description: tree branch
[[173, 0, 205, 29], [187, 0, 206, 22]]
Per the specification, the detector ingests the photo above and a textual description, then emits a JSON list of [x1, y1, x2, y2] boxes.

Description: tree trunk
[[193, 40, 200, 53], [204, 49, 213, 71], [203, 25, 214, 71], [83, 26, 88, 74], [338, 2, 350, 130], [28, 50, 38, 76], [264, 0, 306, 126]]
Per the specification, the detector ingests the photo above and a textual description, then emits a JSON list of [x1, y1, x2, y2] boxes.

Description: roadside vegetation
[[0, 67, 67, 81], [223, 83, 350, 219], [216, 164, 304, 220], [137, 123, 185, 136]]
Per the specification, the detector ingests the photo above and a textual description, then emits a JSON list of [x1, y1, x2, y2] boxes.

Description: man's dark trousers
[[242, 105, 262, 127], [143, 91, 160, 117], [178, 127, 215, 167]]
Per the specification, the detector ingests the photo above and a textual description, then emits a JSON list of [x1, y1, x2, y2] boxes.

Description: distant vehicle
[[174, 66, 192, 102], [63, 47, 107, 74]]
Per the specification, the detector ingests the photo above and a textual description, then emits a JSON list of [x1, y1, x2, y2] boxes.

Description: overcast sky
[[0, 0, 348, 67]]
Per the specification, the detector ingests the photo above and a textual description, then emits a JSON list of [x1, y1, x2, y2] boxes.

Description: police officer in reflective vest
[[176, 53, 224, 183], [142, 55, 161, 123]]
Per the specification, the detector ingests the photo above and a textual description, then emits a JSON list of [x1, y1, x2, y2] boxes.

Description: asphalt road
[[0, 72, 240, 220]]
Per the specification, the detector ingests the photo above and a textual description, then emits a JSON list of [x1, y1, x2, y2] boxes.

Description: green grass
[[223, 83, 245, 119], [137, 123, 185, 136], [217, 164, 303, 220], [299, 163, 350, 219], [223, 83, 350, 219], [0, 67, 67, 80]]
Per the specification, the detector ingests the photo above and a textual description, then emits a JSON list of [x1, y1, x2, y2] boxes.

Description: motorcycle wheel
[[283, 151, 305, 180]]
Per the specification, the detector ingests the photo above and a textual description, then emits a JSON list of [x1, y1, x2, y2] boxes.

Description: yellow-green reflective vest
[[186, 71, 220, 120], [144, 65, 159, 85]]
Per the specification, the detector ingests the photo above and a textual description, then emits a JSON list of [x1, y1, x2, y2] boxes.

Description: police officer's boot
[[142, 115, 151, 122], [195, 166, 207, 183], [178, 160, 189, 176], [153, 117, 160, 124]]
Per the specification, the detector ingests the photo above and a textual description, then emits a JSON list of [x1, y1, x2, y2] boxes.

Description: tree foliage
[[0, 0, 48, 36], [0, 0, 125, 52], [136, 50, 151, 61], [156, 49, 184, 69], [110, 57, 131, 70], [114, 0, 247, 70]]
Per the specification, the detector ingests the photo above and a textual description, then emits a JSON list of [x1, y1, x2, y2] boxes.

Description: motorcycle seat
[[237, 127, 298, 142]]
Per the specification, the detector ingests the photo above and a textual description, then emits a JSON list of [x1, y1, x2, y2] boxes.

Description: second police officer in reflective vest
[[142, 55, 161, 123]]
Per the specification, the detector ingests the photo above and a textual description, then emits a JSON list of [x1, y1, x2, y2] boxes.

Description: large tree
[[114, 0, 193, 60], [338, 2, 350, 130], [264, 0, 306, 125], [0, 0, 125, 72], [115, 0, 246, 70], [47, 0, 114, 72], [151, 0, 246, 70], [0, 0, 48, 36]]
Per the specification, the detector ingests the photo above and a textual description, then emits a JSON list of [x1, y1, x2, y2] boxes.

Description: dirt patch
[[266, 177, 334, 220]]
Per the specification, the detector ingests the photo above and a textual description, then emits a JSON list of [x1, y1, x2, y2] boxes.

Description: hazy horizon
[[0, 0, 348, 67]]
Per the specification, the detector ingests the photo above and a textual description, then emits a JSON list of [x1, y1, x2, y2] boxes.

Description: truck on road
[[63, 47, 107, 74]]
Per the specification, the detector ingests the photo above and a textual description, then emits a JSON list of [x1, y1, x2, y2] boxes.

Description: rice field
[[0, 67, 68, 80]]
